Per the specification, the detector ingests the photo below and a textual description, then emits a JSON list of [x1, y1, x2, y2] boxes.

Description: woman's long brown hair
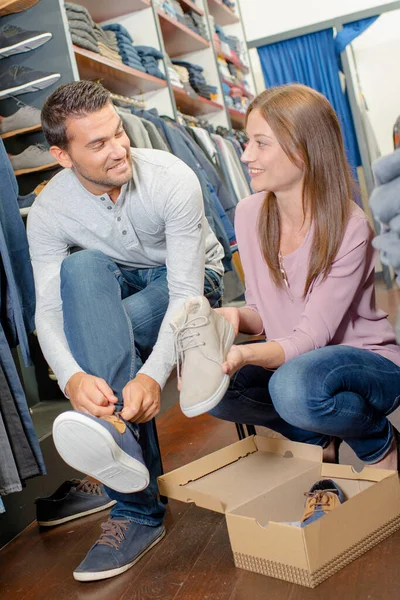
[[246, 84, 354, 296]]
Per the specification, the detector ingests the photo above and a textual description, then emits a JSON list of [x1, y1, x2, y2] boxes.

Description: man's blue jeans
[[210, 345, 400, 464], [60, 249, 223, 525]]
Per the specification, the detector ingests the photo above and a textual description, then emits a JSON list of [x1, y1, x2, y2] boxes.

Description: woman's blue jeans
[[60, 249, 223, 525], [210, 344, 400, 464]]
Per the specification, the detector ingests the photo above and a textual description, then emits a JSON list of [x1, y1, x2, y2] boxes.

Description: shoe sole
[[52, 412, 150, 494], [13, 161, 58, 175], [181, 324, 236, 418], [73, 526, 166, 582], [0, 33, 52, 58], [0, 72, 60, 99], [1, 123, 41, 139], [37, 499, 117, 527]]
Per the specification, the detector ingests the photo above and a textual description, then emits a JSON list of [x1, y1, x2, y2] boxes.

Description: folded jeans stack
[[172, 60, 217, 100], [135, 45, 166, 80], [102, 23, 145, 72]]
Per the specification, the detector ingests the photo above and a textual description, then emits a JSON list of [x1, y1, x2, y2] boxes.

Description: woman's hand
[[214, 306, 240, 336], [222, 344, 247, 377]]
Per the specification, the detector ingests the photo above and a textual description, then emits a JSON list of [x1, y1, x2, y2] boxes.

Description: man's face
[[57, 103, 132, 195]]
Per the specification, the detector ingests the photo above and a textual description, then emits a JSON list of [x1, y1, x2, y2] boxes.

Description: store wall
[[350, 10, 400, 156], [239, 0, 396, 42], [239, 0, 398, 101]]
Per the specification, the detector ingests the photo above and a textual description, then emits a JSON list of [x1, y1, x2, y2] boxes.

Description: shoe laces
[[304, 489, 338, 513], [8, 65, 31, 79], [97, 518, 130, 550], [1, 25, 23, 37], [30, 143, 48, 154], [74, 479, 103, 496], [173, 314, 208, 381]]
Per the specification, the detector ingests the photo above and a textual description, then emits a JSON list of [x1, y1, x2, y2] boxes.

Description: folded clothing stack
[[221, 0, 235, 10], [172, 60, 217, 100], [180, 11, 209, 40], [370, 148, 400, 283], [102, 23, 144, 72], [135, 46, 166, 80], [65, 3, 122, 62]]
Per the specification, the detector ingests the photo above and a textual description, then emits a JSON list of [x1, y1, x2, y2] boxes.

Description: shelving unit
[[207, 0, 239, 25], [156, 9, 210, 57], [75, 0, 150, 22], [173, 86, 223, 116], [219, 50, 249, 73], [177, 0, 205, 16], [14, 162, 59, 177], [222, 78, 253, 99], [73, 46, 168, 95], [228, 108, 246, 129]]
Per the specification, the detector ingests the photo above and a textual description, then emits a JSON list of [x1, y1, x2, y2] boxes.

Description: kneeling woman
[[214, 84, 400, 470]]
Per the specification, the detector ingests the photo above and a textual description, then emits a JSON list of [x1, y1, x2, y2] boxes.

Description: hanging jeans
[[210, 345, 400, 464], [60, 249, 223, 525]]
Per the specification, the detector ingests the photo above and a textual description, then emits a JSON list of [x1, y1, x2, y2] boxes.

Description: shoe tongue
[[101, 415, 126, 433], [170, 295, 206, 329]]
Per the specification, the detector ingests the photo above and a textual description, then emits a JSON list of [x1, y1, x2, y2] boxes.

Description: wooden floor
[[2, 280, 400, 600]]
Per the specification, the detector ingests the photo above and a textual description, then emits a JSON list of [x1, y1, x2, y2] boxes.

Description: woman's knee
[[269, 358, 325, 428]]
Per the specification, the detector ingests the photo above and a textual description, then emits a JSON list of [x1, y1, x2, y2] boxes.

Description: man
[[27, 80, 224, 581]]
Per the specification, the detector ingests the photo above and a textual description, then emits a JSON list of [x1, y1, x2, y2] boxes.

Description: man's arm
[[121, 161, 207, 421], [27, 207, 117, 415]]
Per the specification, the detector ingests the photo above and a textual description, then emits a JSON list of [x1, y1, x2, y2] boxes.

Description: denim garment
[[0, 498, 4, 513], [0, 320, 46, 476], [60, 250, 223, 524], [210, 345, 400, 464], [135, 46, 164, 59], [0, 407, 21, 495], [103, 23, 134, 43], [134, 110, 231, 270], [0, 361, 40, 482], [0, 139, 35, 365]]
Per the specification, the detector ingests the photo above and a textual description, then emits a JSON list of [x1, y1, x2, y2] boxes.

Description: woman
[[213, 84, 400, 470]]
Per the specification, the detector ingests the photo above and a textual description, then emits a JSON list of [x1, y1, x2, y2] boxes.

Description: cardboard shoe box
[[158, 435, 400, 588]]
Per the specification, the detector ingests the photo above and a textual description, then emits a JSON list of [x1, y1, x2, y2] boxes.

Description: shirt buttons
[[117, 217, 121, 222], [107, 206, 112, 210], [122, 230, 127, 235], [100, 196, 105, 201]]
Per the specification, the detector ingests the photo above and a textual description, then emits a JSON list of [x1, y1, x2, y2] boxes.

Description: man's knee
[[61, 249, 109, 281]]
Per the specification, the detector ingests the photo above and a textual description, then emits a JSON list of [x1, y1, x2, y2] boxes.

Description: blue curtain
[[257, 28, 361, 170], [335, 16, 379, 56]]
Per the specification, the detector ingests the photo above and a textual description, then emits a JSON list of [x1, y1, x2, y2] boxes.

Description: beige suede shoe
[[171, 296, 235, 418]]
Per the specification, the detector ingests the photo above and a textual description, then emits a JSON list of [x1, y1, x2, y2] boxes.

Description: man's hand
[[65, 372, 118, 417], [121, 373, 161, 423], [214, 306, 240, 336]]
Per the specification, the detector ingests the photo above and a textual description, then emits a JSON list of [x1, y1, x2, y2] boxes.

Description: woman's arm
[[214, 306, 264, 336], [222, 341, 285, 376]]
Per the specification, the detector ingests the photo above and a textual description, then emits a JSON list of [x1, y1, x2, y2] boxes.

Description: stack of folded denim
[[65, 3, 122, 62], [221, 0, 235, 10], [135, 46, 166, 80], [172, 60, 217, 100], [102, 24, 144, 72], [181, 12, 209, 40]]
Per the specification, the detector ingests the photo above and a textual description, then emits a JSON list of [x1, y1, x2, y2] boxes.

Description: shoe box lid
[[158, 435, 400, 586]]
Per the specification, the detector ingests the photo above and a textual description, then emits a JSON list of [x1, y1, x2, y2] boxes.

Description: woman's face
[[241, 109, 304, 194]]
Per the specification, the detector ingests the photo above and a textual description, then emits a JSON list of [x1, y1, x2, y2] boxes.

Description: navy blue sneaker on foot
[[73, 519, 166, 581], [35, 479, 116, 527], [52, 411, 150, 493], [301, 479, 345, 527]]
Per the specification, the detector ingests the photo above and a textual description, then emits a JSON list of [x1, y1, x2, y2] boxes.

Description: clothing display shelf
[[156, 9, 210, 57], [219, 49, 249, 73], [177, 0, 205, 16], [229, 108, 245, 129], [207, 0, 239, 25], [222, 78, 253, 99], [75, 0, 150, 22], [173, 86, 223, 116], [73, 46, 168, 96]]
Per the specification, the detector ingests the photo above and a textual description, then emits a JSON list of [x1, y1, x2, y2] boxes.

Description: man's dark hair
[[41, 80, 111, 148]]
